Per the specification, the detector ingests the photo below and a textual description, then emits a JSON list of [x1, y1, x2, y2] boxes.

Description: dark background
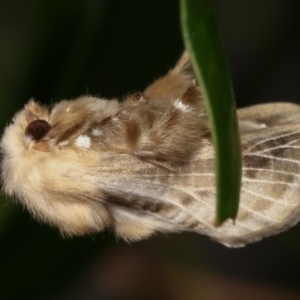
[[1, 1, 300, 299]]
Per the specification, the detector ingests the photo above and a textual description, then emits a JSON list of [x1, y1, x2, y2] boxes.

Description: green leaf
[[180, 0, 242, 225]]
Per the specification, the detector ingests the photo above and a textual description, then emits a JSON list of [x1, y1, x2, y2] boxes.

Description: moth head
[[1, 96, 121, 193], [1, 97, 119, 236]]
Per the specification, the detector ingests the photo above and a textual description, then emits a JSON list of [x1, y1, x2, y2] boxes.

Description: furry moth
[[2, 52, 300, 247]]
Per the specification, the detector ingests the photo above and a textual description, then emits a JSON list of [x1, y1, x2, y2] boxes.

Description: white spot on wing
[[76, 135, 91, 149], [173, 99, 190, 112], [92, 128, 103, 136]]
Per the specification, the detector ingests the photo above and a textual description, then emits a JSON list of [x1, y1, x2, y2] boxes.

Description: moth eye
[[25, 119, 51, 141]]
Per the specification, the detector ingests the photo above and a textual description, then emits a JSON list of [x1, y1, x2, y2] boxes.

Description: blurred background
[[1, 0, 300, 299]]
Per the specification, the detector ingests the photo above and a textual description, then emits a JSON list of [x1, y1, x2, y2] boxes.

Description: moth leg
[[125, 83, 209, 164]]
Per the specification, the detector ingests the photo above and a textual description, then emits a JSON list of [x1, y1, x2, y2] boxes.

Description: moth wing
[[160, 123, 300, 247], [101, 122, 300, 247], [208, 123, 300, 246], [238, 102, 300, 132]]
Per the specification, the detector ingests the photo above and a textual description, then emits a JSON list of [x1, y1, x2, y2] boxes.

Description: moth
[[2, 52, 300, 248]]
